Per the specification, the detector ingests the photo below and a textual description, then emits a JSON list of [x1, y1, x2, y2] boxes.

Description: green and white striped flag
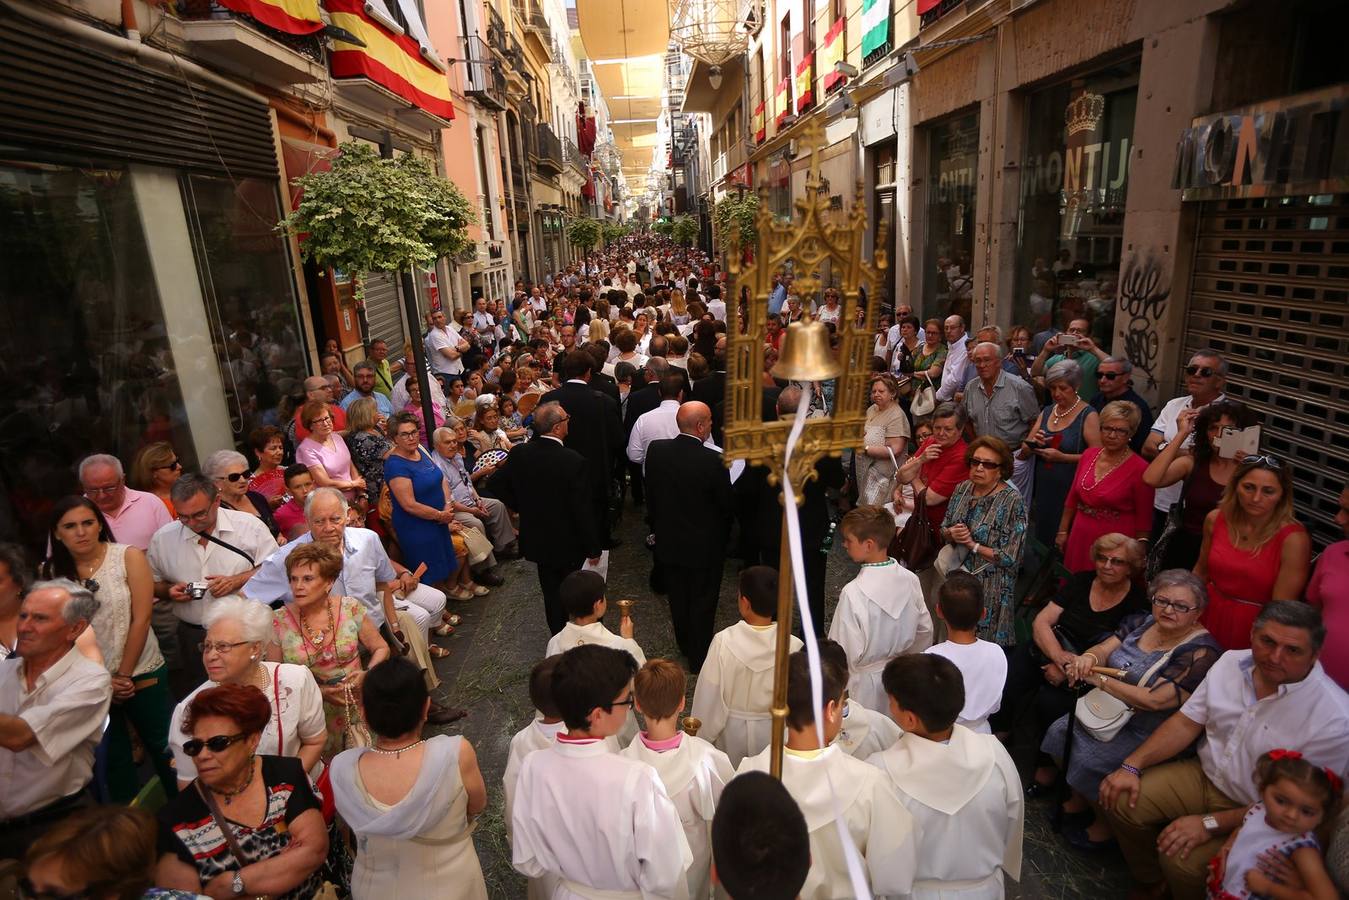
[[861, 0, 889, 57]]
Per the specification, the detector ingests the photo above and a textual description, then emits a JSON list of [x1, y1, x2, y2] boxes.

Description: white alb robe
[[869, 726, 1023, 898], [689, 621, 803, 768], [828, 560, 933, 713], [620, 735, 734, 900], [834, 698, 901, 761], [512, 738, 692, 900], [544, 623, 646, 746], [738, 744, 917, 900]]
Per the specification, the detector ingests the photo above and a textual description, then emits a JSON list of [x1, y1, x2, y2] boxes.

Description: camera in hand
[[187, 582, 209, 601]]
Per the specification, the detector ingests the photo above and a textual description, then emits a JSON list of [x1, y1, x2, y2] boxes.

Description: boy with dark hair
[[621, 659, 734, 899], [922, 572, 1007, 733], [711, 772, 810, 899], [512, 646, 691, 897], [273, 464, 315, 540], [545, 569, 645, 666], [691, 566, 803, 767], [827, 506, 932, 713], [738, 650, 916, 899], [818, 640, 900, 761], [871, 654, 1023, 898]]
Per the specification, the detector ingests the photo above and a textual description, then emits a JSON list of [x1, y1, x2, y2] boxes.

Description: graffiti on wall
[[1118, 252, 1171, 393]]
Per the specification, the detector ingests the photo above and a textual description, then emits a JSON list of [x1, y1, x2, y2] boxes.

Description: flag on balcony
[[774, 77, 791, 127], [820, 17, 846, 91], [861, 0, 889, 57], [795, 52, 814, 113], [753, 101, 766, 143], [325, 0, 455, 120], [917, 0, 941, 11], [219, 0, 323, 33]]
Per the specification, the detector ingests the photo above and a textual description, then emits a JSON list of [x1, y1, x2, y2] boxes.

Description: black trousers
[[174, 621, 208, 700], [663, 559, 725, 672], [537, 560, 581, 636], [992, 641, 1077, 764]]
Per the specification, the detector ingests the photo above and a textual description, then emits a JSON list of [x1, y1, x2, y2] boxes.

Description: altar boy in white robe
[[621, 659, 735, 899], [512, 645, 693, 899], [738, 649, 917, 900], [690, 566, 803, 768], [827, 506, 933, 713], [870, 654, 1023, 899], [819, 640, 901, 761]]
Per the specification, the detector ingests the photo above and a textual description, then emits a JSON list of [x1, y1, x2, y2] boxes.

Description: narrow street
[[427, 495, 1131, 898]]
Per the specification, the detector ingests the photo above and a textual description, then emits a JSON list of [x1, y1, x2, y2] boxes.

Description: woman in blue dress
[[1019, 358, 1100, 556]]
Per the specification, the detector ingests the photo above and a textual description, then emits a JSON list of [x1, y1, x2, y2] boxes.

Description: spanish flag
[[774, 77, 791, 127], [795, 52, 814, 113], [753, 101, 767, 143], [218, 0, 322, 34], [326, 0, 455, 121], [819, 17, 846, 91]]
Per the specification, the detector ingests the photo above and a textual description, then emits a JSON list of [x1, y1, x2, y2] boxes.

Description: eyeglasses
[[1095, 554, 1129, 568], [606, 695, 636, 711], [198, 640, 251, 655], [153, 460, 183, 471], [969, 458, 1002, 471], [1185, 365, 1215, 378], [177, 508, 213, 523], [1243, 454, 1282, 470], [1152, 595, 1198, 614], [219, 471, 253, 483], [1101, 426, 1132, 437], [83, 484, 122, 496], [311, 415, 333, 425], [181, 733, 247, 757], [395, 430, 420, 439]]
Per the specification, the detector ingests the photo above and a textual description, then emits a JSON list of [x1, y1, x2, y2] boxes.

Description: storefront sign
[[1173, 84, 1349, 200]]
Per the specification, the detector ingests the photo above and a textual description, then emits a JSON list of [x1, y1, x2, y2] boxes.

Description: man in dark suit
[[488, 402, 603, 634], [584, 343, 620, 405], [621, 357, 670, 506], [643, 401, 734, 671], [689, 349, 727, 445], [541, 350, 622, 543]]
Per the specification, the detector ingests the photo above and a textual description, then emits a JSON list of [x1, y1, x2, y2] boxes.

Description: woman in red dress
[[1057, 401, 1154, 572], [1194, 455, 1311, 649]]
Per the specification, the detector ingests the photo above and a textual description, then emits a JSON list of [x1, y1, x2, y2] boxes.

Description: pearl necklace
[[370, 738, 427, 757], [1049, 398, 1082, 429]]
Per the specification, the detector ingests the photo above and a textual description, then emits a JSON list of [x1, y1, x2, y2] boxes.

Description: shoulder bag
[[1074, 629, 1201, 741], [891, 489, 940, 571], [910, 374, 937, 418]]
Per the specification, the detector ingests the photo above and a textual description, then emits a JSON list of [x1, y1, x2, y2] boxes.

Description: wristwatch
[[1202, 814, 1220, 833], [231, 872, 245, 895]]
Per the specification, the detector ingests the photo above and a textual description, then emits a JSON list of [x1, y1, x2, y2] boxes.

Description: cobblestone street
[[426, 498, 1131, 898]]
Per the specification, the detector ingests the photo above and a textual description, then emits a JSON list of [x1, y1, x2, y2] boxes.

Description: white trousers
[[394, 583, 447, 638]]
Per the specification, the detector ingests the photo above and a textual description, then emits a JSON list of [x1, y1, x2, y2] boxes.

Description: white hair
[[304, 486, 349, 518], [202, 449, 249, 479], [30, 578, 101, 625], [77, 454, 124, 483], [202, 596, 274, 644]]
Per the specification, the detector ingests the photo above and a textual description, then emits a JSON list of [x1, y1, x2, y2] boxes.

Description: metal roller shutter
[[363, 273, 409, 362], [0, 10, 278, 179], [1184, 194, 1349, 548]]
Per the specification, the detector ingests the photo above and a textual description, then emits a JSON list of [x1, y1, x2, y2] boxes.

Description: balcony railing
[[463, 35, 507, 110], [563, 136, 588, 176], [486, 5, 508, 54], [919, 0, 990, 29], [529, 8, 549, 33], [532, 122, 564, 175], [177, 0, 324, 63]]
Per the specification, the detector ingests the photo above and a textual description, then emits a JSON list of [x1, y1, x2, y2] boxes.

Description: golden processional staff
[[721, 120, 888, 778]]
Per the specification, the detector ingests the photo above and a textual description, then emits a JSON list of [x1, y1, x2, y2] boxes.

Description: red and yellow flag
[[218, 0, 322, 34], [753, 101, 767, 143], [795, 52, 814, 113], [774, 77, 791, 127], [820, 17, 846, 91], [326, 0, 455, 121]]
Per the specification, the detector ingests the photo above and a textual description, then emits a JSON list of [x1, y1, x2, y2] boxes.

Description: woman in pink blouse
[[295, 400, 365, 504], [1308, 483, 1349, 690], [1056, 401, 1154, 572]]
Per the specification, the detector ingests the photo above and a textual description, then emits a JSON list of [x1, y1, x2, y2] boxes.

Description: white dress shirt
[[936, 332, 970, 401], [425, 325, 465, 376], [146, 508, 279, 625], [1181, 650, 1349, 805], [244, 528, 397, 625], [626, 400, 682, 465], [0, 648, 111, 817]]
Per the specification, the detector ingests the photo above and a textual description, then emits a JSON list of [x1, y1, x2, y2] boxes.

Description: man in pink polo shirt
[[79, 454, 171, 551]]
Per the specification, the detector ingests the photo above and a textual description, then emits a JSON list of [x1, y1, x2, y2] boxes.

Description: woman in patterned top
[[156, 683, 328, 899]]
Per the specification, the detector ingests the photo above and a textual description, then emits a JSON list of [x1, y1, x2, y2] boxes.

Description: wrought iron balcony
[[176, 0, 325, 83], [532, 122, 565, 176], [919, 0, 990, 29], [562, 136, 588, 176], [463, 35, 507, 111], [486, 5, 508, 54]]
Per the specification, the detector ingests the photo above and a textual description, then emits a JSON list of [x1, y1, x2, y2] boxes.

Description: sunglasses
[[182, 733, 247, 757], [969, 458, 1002, 471], [1243, 454, 1282, 470], [153, 459, 183, 471], [219, 471, 253, 483], [1185, 365, 1215, 378], [1098, 371, 1124, 380]]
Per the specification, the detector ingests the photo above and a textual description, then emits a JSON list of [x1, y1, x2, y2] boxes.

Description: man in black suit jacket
[[488, 402, 603, 634], [643, 401, 734, 671], [621, 357, 670, 506], [584, 343, 621, 406], [541, 350, 622, 542], [688, 350, 727, 445]]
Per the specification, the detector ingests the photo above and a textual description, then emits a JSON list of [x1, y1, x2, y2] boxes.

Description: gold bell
[[771, 314, 842, 381], [682, 716, 702, 737]]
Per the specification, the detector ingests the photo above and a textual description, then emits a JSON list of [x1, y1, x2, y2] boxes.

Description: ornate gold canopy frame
[[722, 119, 888, 777]]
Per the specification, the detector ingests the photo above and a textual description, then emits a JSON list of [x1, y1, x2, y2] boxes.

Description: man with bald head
[[643, 401, 734, 671], [935, 315, 970, 402]]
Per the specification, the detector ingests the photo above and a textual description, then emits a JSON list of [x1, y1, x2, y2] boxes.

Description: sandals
[[442, 612, 462, 626], [433, 623, 454, 637], [470, 583, 490, 597], [447, 587, 474, 601], [429, 645, 451, 659]]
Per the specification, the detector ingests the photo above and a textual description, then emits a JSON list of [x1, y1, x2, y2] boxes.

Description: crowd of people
[[0, 231, 1347, 900]]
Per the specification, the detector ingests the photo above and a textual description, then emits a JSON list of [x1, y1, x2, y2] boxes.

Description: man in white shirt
[[1143, 349, 1228, 536], [0, 580, 111, 859], [1102, 601, 1349, 899], [935, 314, 970, 402], [147, 474, 278, 691], [626, 370, 685, 467], [423, 308, 470, 392], [705, 285, 727, 322]]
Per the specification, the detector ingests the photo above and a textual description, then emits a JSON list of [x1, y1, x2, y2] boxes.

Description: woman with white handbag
[[1040, 569, 1222, 852]]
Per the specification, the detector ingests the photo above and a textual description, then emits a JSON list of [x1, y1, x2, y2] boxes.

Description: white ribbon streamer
[[781, 386, 873, 900]]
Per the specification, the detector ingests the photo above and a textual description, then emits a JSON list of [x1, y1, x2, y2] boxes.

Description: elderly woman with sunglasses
[[1039, 569, 1221, 851], [169, 597, 326, 790], [1194, 454, 1311, 650], [156, 683, 329, 900], [205, 449, 280, 540]]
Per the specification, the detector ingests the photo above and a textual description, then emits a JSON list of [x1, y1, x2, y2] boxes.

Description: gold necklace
[[76, 543, 108, 579], [300, 599, 334, 647]]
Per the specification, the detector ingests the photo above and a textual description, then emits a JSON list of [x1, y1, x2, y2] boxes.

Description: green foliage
[[601, 221, 628, 245], [671, 214, 699, 247], [713, 193, 759, 252], [651, 219, 675, 238], [278, 142, 475, 283], [567, 216, 603, 250]]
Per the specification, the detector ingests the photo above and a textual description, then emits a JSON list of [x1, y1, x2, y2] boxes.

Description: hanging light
[[670, 0, 752, 67]]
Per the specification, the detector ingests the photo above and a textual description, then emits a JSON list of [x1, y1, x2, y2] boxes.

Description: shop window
[[921, 110, 979, 321], [0, 162, 193, 550], [1015, 60, 1139, 348]]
